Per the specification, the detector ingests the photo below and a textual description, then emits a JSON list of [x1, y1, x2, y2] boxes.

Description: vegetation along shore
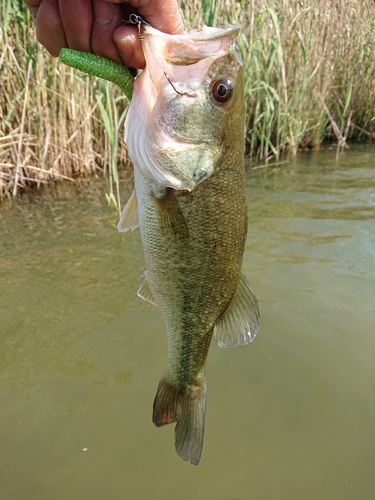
[[1, 0, 375, 200]]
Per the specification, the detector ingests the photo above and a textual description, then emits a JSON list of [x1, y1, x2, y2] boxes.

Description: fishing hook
[[163, 72, 195, 98]]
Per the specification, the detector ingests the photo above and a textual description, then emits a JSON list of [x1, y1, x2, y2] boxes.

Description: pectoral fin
[[154, 188, 189, 242], [137, 271, 157, 306], [214, 272, 260, 348], [117, 190, 139, 232]]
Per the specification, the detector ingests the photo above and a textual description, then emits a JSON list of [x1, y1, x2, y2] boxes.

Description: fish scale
[[58, 21, 259, 466], [119, 24, 260, 465]]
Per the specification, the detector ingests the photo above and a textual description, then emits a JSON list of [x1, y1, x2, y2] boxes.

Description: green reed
[[2, 0, 375, 198], [96, 80, 128, 213]]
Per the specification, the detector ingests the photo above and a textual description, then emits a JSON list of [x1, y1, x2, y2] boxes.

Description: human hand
[[24, 0, 184, 68]]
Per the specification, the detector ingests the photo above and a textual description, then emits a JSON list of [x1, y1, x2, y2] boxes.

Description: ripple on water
[[1, 149, 375, 499]]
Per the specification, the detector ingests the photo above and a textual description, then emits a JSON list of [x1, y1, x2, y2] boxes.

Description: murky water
[[1, 145, 375, 499]]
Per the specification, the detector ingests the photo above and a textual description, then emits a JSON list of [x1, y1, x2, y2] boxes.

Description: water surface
[[1, 146, 375, 499]]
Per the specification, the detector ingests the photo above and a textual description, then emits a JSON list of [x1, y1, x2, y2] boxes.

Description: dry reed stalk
[[182, 0, 375, 160], [1, 1, 129, 199]]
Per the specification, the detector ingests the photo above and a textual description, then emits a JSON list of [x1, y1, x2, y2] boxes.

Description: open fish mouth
[[143, 24, 240, 43], [145, 24, 240, 65], [125, 24, 243, 191], [163, 24, 240, 40], [143, 24, 240, 42]]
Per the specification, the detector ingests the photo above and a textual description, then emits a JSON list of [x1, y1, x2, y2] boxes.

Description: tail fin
[[174, 383, 207, 465], [152, 376, 207, 465]]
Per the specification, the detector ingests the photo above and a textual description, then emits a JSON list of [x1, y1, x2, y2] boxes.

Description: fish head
[[125, 25, 244, 191]]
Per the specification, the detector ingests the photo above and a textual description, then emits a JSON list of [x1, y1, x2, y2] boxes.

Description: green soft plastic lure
[[59, 48, 134, 100]]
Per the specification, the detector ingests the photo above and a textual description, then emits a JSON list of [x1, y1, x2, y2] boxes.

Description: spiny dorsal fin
[[214, 272, 260, 348], [137, 271, 157, 306], [117, 189, 139, 232]]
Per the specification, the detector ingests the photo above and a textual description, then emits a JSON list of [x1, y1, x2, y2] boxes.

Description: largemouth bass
[[118, 23, 260, 465]]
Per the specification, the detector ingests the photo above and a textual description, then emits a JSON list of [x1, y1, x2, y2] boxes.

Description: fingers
[[23, 0, 41, 16], [108, 0, 184, 34], [23, 0, 42, 5], [24, 0, 40, 19], [138, 0, 184, 34], [34, 0, 66, 57], [90, 0, 124, 62], [26, 0, 185, 66], [29, 0, 125, 60], [113, 25, 146, 69], [32, 0, 92, 56], [110, 0, 185, 69], [58, 0, 92, 53]]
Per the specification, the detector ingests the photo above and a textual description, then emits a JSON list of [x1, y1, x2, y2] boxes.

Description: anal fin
[[117, 189, 139, 232], [137, 271, 157, 306], [214, 272, 260, 348]]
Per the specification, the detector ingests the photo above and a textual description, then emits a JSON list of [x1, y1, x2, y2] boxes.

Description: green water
[[1, 146, 375, 499]]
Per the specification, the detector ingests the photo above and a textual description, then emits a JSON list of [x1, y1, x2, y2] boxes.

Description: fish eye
[[212, 79, 233, 103]]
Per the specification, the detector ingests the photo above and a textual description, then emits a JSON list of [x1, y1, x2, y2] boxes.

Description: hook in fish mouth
[[163, 72, 196, 98]]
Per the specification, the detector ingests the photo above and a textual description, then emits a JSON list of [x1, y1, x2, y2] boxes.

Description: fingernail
[[93, 0, 115, 26]]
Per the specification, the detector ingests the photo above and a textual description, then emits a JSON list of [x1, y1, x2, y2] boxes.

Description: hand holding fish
[[51, 11, 260, 466], [24, 0, 184, 68]]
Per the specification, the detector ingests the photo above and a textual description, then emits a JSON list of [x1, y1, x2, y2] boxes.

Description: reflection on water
[[1, 146, 375, 499]]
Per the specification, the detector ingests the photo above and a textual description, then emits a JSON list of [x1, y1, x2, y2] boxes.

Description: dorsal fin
[[117, 190, 139, 232], [214, 272, 260, 348]]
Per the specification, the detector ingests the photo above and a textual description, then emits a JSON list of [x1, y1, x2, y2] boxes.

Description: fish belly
[[134, 162, 247, 464]]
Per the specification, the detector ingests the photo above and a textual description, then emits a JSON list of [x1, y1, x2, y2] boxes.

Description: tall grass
[[0, 0, 128, 205], [2, 0, 375, 199], [188, 0, 375, 161]]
